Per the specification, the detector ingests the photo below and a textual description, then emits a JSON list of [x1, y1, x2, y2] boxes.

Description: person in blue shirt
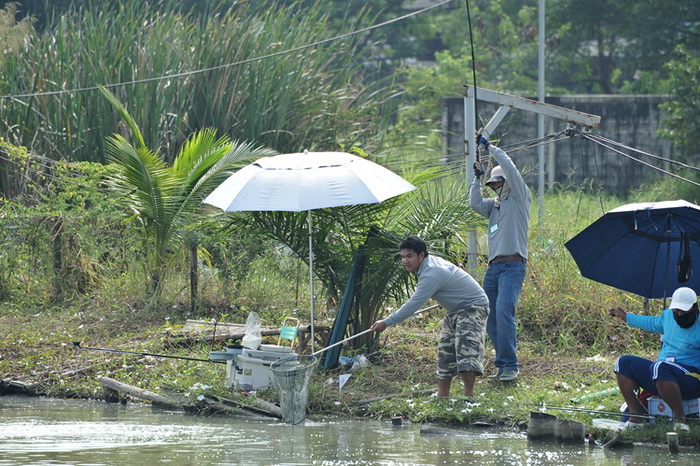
[[371, 235, 489, 398], [608, 286, 700, 431]]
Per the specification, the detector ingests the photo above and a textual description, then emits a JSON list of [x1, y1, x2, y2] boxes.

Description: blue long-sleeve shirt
[[469, 145, 531, 261], [384, 254, 488, 326], [627, 309, 700, 368]]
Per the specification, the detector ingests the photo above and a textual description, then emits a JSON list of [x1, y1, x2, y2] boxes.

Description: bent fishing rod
[[72, 342, 224, 364]]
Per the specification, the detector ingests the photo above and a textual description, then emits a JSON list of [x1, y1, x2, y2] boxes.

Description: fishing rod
[[539, 404, 661, 421], [311, 304, 442, 357], [75, 304, 442, 361], [465, 0, 479, 130], [72, 342, 224, 364], [464, 0, 485, 179]]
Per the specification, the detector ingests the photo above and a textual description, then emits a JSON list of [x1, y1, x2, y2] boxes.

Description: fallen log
[[168, 320, 280, 346], [168, 329, 282, 347], [188, 396, 261, 418], [0, 379, 44, 396], [1, 365, 98, 397], [208, 394, 282, 419], [355, 389, 436, 406], [98, 376, 180, 409]]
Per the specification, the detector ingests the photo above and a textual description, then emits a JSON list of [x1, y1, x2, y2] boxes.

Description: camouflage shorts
[[436, 304, 489, 379]]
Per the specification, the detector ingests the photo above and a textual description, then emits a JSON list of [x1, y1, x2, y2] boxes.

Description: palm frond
[[99, 86, 146, 149]]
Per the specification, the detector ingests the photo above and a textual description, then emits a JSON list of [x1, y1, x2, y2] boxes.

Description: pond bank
[[1, 312, 699, 449]]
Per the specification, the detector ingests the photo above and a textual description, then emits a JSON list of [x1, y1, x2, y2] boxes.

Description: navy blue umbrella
[[565, 200, 700, 300]]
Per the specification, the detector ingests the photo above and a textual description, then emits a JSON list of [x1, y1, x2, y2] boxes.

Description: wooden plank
[[170, 320, 282, 346]]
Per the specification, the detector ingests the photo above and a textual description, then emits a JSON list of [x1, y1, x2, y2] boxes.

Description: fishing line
[[72, 341, 224, 364], [539, 405, 658, 421], [311, 304, 442, 357], [541, 404, 700, 423]]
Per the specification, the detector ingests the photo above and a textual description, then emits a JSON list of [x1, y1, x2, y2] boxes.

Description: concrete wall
[[441, 95, 672, 195]]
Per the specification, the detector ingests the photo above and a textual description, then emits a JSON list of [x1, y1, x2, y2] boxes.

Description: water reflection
[[0, 396, 697, 465]]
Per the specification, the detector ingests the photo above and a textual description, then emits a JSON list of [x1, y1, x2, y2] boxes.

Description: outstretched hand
[[608, 307, 627, 322], [476, 133, 490, 149], [371, 320, 387, 333]]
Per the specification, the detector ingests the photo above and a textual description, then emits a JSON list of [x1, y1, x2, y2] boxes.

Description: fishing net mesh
[[270, 355, 318, 425]]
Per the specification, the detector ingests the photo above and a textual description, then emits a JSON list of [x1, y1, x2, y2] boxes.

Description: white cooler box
[[648, 396, 700, 421], [228, 345, 295, 390]]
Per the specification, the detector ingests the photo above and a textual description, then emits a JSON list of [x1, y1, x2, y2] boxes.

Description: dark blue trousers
[[615, 355, 700, 399]]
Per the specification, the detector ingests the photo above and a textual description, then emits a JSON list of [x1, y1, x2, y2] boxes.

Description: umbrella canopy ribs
[[565, 200, 700, 301]]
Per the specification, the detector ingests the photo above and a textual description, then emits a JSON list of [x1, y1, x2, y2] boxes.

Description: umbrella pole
[[308, 210, 315, 353], [663, 227, 671, 309]]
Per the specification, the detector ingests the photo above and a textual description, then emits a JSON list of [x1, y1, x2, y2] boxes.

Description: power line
[[0, 0, 453, 101], [581, 133, 700, 188], [425, 128, 700, 190], [584, 132, 700, 173]]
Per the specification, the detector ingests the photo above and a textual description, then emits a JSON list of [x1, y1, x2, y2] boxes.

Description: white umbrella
[[203, 150, 416, 351]]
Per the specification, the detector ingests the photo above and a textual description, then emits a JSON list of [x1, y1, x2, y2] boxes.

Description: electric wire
[[585, 132, 700, 173], [579, 132, 700, 188], [0, 0, 453, 101], [0, 150, 89, 179], [2, 4, 689, 194], [3, 125, 697, 195]]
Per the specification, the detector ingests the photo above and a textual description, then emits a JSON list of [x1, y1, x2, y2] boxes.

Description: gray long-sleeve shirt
[[469, 145, 531, 261], [384, 254, 488, 326]]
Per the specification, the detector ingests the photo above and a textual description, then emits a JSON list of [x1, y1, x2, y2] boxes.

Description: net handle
[[310, 304, 441, 356]]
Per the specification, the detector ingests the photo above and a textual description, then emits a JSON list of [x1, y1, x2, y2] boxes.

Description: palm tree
[[101, 86, 275, 293]]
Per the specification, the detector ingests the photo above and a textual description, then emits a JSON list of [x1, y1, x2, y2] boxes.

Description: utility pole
[[538, 0, 545, 221]]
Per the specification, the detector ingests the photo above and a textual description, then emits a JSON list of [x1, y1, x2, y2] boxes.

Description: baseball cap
[[485, 166, 505, 185], [669, 287, 697, 311]]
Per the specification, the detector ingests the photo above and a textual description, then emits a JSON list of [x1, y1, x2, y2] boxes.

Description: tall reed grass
[[0, 1, 389, 163]]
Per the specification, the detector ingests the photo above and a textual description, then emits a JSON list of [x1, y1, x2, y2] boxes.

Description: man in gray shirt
[[470, 134, 531, 382], [371, 235, 489, 398]]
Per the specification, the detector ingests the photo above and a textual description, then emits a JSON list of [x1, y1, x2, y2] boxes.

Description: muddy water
[[0, 396, 696, 465]]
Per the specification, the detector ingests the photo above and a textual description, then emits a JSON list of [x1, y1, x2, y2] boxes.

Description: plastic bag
[[350, 355, 369, 372], [241, 311, 262, 350]]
